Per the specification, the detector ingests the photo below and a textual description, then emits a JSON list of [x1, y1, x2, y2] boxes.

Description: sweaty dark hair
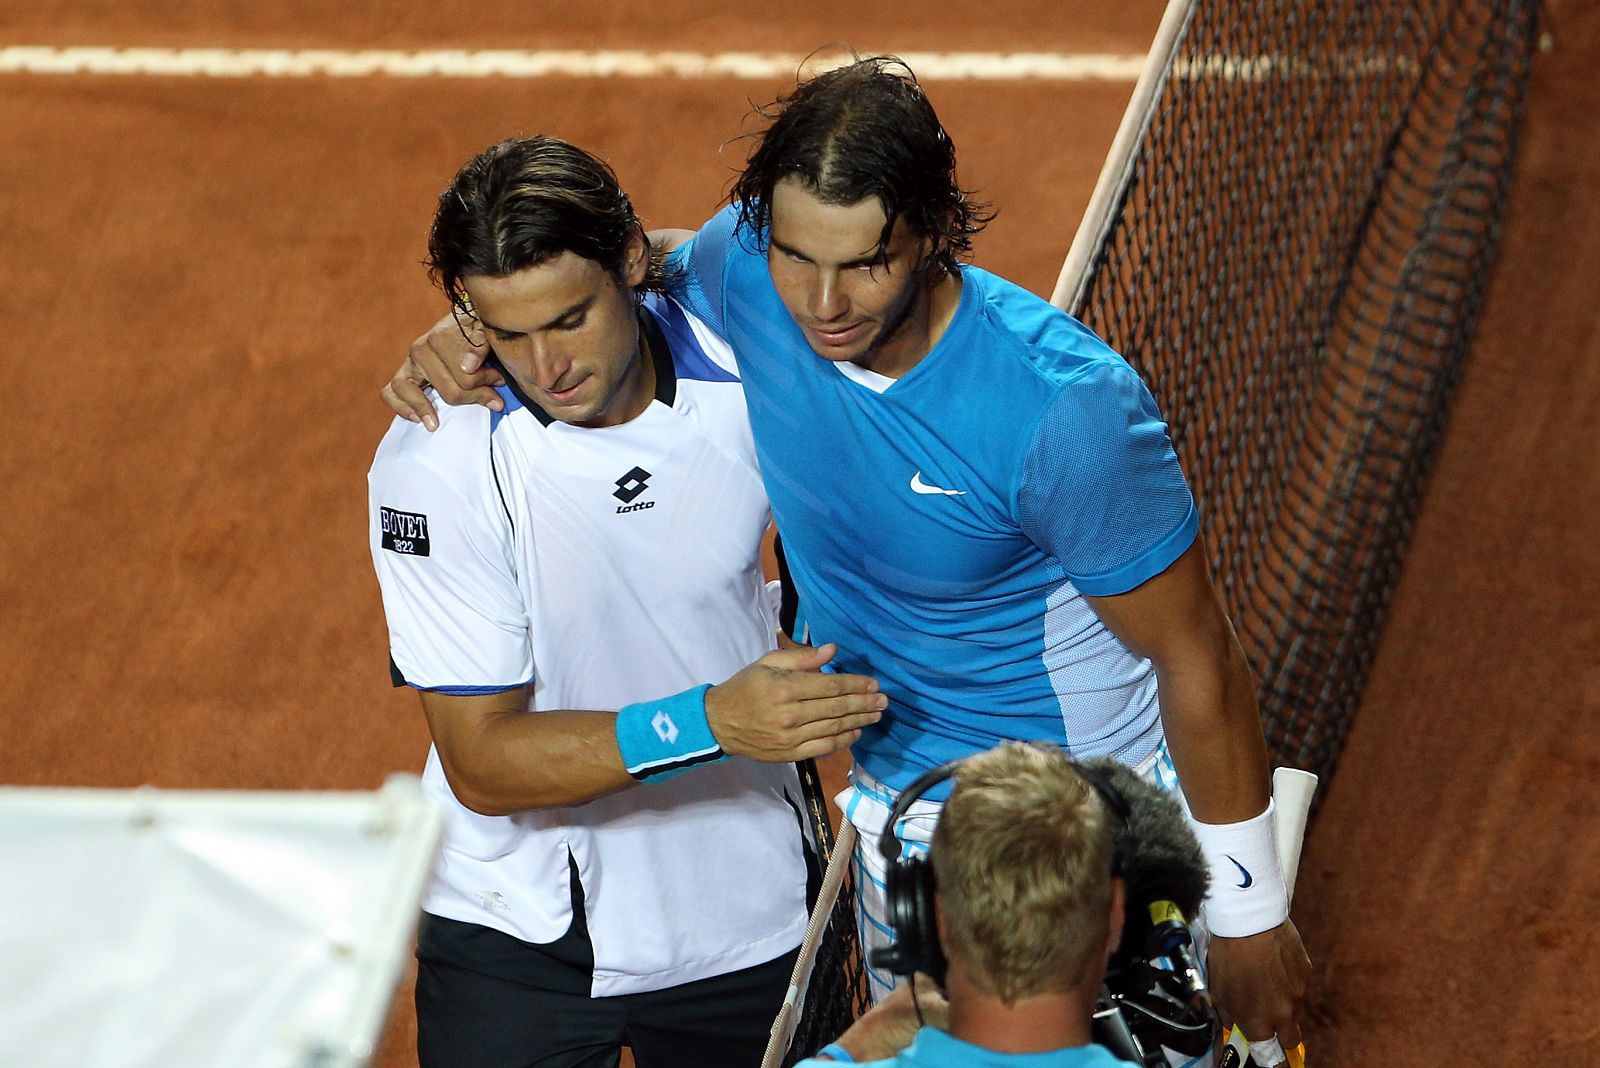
[[730, 56, 992, 281], [427, 135, 670, 311]]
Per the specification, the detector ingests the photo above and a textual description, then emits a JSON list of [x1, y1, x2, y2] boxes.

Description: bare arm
[[648, 227, 697, 253], [820, 979, 947, 1061], [423, 642, 885, 815], [1084, 541, 1268, 824], [1085, 540, 1310, 1054]]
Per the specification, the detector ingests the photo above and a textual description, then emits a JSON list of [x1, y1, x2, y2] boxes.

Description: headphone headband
[[876, 760, 961, 863]]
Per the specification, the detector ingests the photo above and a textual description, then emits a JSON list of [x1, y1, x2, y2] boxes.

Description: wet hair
[[427, 135, 670, 312], [730, 55, 992, 281]]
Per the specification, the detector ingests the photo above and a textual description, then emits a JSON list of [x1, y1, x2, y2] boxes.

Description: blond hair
[[932, 743, 1116, 1003]]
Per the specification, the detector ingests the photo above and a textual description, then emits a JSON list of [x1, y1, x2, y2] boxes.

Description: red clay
[[0, 2, 1589, 1065], [1291, 3, 1600, 1062]]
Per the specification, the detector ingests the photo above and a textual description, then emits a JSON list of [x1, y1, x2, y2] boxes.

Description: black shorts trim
[[417, 849, 594, 995]]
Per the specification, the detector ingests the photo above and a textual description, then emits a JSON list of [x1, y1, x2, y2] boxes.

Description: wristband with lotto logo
[[1187, 798, 1290, 938], [615, 684, 727, 783]]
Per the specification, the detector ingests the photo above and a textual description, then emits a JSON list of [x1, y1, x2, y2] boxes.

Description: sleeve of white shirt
[[367, 407, 533, 694]]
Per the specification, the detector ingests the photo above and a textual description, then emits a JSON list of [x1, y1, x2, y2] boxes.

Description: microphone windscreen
[[1082, 757, 1209, 919]]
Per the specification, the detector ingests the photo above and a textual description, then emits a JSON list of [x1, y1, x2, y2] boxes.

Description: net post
[[1050, 0, 1197, 314]]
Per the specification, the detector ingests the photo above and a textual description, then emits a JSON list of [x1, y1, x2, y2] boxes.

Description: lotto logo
[[613, 467, 651, 503], [651, 709, 679, 745], [614, 466, 656, 514]]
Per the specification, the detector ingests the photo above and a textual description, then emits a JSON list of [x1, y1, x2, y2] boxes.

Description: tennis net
[[1055, 0, 1540, 783]]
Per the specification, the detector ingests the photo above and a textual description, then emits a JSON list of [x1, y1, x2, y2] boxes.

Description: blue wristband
[[615, 684, 726, 783], [817, 1043, 855, 1062]]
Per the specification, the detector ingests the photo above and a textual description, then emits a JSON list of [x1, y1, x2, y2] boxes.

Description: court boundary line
[[0, 46, 1151, 81]]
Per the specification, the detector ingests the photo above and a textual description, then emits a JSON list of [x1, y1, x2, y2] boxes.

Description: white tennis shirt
[[368, 294, 808, 996]]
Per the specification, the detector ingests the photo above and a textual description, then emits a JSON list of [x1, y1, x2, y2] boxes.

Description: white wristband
[[1187, 798, 1290, 938]]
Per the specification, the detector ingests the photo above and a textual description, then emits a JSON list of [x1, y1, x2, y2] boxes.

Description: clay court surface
[[2, 2, 1596, 1064]]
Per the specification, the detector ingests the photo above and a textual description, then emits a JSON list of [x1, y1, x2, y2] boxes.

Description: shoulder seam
[[488, 430, 516, 534]]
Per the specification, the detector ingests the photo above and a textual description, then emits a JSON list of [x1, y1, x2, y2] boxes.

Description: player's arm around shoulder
[[647, 228, 697, 253], [371, 379, 502, 472], [381, 310, 505, 432]]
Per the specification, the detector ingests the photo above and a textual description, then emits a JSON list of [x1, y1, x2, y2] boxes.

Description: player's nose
[[808, 273, 849, 323], [528, 339, 573, 392]]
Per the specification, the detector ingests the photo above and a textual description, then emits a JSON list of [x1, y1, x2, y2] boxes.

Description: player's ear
[[911, 224, 945, 282], [623, 226, 650, 287]]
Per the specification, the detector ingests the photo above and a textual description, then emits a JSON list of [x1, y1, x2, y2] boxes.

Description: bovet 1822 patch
[[380, 507, 431, 557]]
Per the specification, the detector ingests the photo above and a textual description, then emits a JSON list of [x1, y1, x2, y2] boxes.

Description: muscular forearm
[[1082, 545, 1273, 823], [429, 701, 635, 815], [1152, 623, 1272, 824], [1089, 549, 1310, 1047], [422, 644, 885, 816]]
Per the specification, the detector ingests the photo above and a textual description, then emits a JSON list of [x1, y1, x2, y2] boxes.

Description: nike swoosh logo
[[910, 471, 968, 496], [1227, 855, 1254, 889]]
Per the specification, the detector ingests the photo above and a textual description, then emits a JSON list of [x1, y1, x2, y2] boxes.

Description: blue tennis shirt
[[670, 206, 1197, 794]]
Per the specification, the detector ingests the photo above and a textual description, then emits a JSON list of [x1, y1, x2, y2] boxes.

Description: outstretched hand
[[1206, 920, 1311, 1064], [381, 311, 505, 430], [707, 643, 885, 762]]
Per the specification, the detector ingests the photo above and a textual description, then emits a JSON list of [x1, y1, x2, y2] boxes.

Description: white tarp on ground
[[0, 775, 442, 1068]]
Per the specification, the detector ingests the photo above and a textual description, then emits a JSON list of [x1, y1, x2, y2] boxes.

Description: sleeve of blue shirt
[[667, 202, 743, 337], [1017, 361, 1199, 597]]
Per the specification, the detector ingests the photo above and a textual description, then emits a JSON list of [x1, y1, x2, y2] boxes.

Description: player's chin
[[544, 384, 611, 424]]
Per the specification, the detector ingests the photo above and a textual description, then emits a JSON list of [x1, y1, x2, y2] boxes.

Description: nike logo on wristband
[[1227, 855, 1254, 889]]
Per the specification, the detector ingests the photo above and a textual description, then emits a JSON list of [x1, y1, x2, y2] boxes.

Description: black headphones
[[867, 748, 1133, 989]]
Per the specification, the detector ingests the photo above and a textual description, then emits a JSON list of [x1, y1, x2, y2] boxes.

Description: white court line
[[0, 46, 1148, 81]]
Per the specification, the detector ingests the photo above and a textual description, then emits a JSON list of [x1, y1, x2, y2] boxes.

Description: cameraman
[[803, 742, 1137, 1067]]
